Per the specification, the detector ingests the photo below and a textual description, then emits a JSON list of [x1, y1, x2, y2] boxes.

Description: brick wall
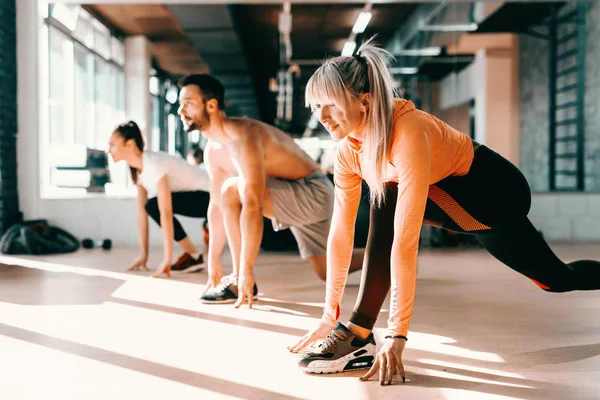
[[519, 2, 600, 192], [518, 2, 600, 241]]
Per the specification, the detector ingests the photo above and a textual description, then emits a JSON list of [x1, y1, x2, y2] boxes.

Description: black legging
[[145, 191, 210, 242], [350, 145, 600, 330]]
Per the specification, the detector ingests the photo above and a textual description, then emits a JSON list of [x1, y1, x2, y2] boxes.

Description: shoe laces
[[318, 329, 349, 353], [214, 274, 236, 292]]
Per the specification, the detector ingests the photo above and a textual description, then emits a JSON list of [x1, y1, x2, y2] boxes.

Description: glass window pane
[[111, 37, 124, 66], [114, 67, 125, 116], [94, 61, 126, 150], [46, 13, 128, 192], [108, 65, 128, 187], [49, 27, 74, 145], [51, 4, 80, 31], [73, 10, 94, 48], [151, 96, 160, 152], [112, 65, 126, 134], [94, 57, 113, 149], [74, 44, 95, 147], [92, 20, 111, 59]]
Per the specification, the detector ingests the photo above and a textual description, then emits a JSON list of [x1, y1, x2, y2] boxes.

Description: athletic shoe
[[298, 322, 376, 374], [199, 274, 259, 304], [171, 253, 205, 273]]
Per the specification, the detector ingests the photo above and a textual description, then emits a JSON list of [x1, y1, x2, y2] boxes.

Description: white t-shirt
[[137, 151, 210, 198]]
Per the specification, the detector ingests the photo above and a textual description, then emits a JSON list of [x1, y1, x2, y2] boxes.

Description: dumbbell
[[82, 238, 112, 250]]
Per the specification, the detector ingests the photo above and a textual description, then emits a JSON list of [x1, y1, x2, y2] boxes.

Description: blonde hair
[[305, 36, 399, 206]]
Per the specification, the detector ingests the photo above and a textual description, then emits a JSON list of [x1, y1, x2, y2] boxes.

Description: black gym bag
[[0, 219, 80, 255]]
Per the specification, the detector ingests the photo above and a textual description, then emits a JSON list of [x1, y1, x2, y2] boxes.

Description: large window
[[150, 76, 187, 157], [48, 28, 73, 146], [44, 5, 126, 196]]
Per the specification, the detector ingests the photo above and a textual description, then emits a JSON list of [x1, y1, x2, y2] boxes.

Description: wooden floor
[[1, 243, 599, 400]]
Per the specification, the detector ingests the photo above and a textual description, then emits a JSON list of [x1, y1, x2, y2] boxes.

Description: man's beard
[[184, 121, 196, 132], [185, 110, 209, 132]]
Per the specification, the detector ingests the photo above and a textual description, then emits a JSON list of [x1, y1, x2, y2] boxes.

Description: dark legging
[[145, 191, 210, 242], [350, 145, 600, 330]]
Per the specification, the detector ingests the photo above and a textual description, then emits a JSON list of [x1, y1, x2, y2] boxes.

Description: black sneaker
[[199, 274, 259, 304], [171, 253, 205, 273], [298, 322, 376, 374]]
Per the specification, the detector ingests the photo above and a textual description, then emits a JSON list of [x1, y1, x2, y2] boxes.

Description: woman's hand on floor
[[359, 337, 406, 385], [126, 255, 149, 272], [288, 320, 334, 353], [151, 259, 172, 278], [234, 270, 255, 309], [203, 266, 223, 294]]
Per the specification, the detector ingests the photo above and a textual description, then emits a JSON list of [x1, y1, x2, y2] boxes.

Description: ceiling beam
[[52, 0, 507, 4], [385, 3, 447, 54]]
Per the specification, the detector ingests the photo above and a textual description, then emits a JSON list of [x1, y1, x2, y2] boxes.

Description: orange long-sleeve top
[[323, 99, 475, 337]]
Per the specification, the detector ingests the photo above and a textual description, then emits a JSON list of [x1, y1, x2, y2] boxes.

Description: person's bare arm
[[136, 185, 149, 258], [152, 176, 175, 278], [204, 142, 230, 290], [230, 129, 266, 307], [127, 184, 150, 272]]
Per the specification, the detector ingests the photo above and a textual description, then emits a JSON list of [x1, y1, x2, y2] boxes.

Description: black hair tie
[[353, 53, 366, 64]]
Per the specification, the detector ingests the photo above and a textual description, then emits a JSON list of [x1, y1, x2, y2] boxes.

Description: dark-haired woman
[[108, 121, 210, 277]]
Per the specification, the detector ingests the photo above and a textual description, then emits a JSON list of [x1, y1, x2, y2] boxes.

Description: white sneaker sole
[[199, 294, 258, 304], [299, 343, 376, 374]]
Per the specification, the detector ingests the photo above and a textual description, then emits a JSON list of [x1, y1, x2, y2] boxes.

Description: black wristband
[[385, 335, 408, 341]]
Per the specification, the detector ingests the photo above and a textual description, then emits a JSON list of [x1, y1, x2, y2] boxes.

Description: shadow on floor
[[0, 322, 304, 400], [510, 343, 600, 367], [0, 263, 123, 306], [112, 298, 308, 337]]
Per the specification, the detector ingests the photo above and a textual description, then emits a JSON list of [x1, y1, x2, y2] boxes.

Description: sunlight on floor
[[2, 247, 600, 400]]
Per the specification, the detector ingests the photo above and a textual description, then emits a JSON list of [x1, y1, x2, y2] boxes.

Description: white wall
[[17, 0, 205, 248], [529, 194, 600, 241]]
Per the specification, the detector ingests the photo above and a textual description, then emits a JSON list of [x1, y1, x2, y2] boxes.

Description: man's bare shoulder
[[204, 140, 227, 168], [226, 117, 282, 140]]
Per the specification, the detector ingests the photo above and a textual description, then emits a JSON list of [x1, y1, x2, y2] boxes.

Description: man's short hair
[[179, 74, 225, 110]]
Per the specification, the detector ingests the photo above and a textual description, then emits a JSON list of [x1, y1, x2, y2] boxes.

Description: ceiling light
[[352, 11, 372, 34], [342, 41, 357, 57], [421, 23, 479, 32], [390, 67, 419, 75], [396, 47, 442, 57]]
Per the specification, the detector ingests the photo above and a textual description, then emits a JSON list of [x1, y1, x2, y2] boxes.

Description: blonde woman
[[289, 38, 600, 384]]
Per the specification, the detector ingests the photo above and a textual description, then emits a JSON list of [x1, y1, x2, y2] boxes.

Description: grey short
[[266, 169, 334, 259]]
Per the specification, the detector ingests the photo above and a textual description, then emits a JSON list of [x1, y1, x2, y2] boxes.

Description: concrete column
[[124, 36, 152, 150], [16, 0, 41, 222], [473, 49, 488, 147], [482, 39, 520, 166], [441, 34, 520, 166]]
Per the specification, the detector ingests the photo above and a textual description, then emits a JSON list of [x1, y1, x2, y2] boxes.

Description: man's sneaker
[[171, 253, 205, 273], [199, 274, 259, 304], [298, 322, 376, 374]]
